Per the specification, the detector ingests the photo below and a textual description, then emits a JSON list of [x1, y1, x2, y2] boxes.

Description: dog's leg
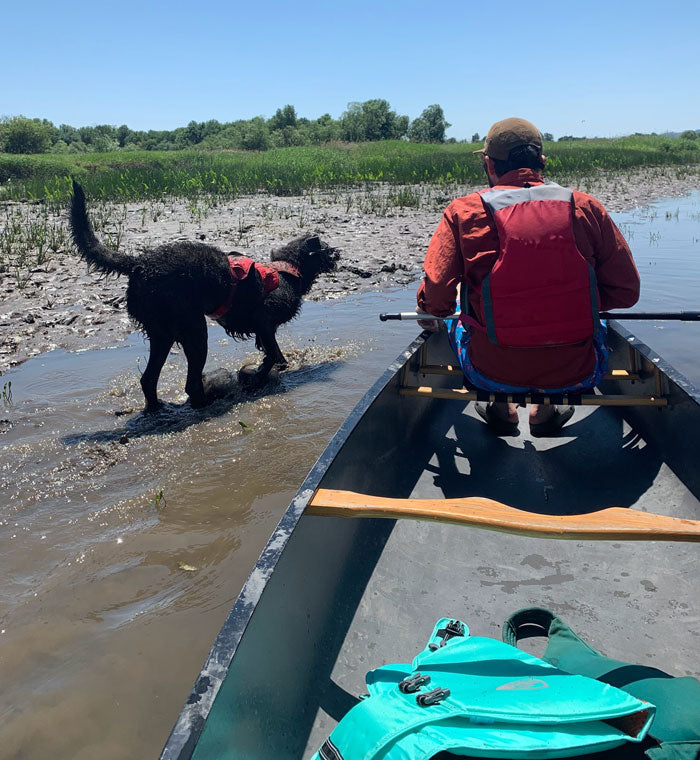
[[260, 323, 287, 370], [180, 316, 209, 409], [141, 331, 174, 412], [239, 324, 287, 387]]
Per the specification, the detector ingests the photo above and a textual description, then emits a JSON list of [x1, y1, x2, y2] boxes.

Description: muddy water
[[1, 192, 700, 760], [0, 290, 411, 760]]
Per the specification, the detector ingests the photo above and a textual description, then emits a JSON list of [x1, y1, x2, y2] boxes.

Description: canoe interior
[[163, 325, 700, 760]]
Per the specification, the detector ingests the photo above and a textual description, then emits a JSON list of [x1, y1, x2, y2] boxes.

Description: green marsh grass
[[0, 204, 70, 287], [0, 195, 125, 287], [1, 136, 698, 204]]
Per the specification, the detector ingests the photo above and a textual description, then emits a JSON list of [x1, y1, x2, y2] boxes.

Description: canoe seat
[[420, 364, 641, 382], [307, 489, 700, 543], [399, 386, 667, 407], [401, 344, 668, 407]]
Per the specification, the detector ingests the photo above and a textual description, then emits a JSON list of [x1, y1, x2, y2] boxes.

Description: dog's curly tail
[[70, 180, 136, 276]]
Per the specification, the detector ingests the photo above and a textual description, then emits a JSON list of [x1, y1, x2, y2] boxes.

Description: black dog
[[70, 181, 338, 412]]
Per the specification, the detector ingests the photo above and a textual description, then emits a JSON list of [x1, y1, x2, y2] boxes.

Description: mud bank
[[1, 166, 698, 374]]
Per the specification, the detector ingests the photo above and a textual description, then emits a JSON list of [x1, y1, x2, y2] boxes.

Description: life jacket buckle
[[398, 673, 431, 693], [428, 619, 466, 650], [416, 687, 451, 706]]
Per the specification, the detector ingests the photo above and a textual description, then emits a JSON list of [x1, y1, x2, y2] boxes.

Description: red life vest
[[471, 183, 600, 348], [207, 256, 300, 319]]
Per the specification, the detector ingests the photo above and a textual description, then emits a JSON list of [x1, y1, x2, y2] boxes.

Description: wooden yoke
[[307, 489, 700, 542]]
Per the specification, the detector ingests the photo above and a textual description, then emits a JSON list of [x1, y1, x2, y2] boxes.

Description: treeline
[[0, 101, 453, 155]]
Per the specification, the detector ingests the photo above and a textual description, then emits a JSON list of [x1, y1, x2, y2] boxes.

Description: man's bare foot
[[529, 405, 575, 437], [501, 402, 520, 424], [474, 402, 520, 435], [529, 404, 557, 425]]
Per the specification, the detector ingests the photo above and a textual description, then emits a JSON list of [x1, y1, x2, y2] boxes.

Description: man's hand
[[416, 307, 441, 332]]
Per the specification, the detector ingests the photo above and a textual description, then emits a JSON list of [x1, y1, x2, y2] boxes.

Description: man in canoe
[[417, 117, 640, 435]]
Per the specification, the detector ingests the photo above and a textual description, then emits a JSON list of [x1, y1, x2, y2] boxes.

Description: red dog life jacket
[[474, 184, 600, 348], [207, 256, 300, 319]]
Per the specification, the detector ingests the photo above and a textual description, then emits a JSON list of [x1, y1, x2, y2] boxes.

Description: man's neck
[[493, 168, 544, 187]]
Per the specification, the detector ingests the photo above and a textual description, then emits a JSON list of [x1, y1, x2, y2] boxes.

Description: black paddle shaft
[[379, 311, 700, 322], [600, 311, 700, 321]]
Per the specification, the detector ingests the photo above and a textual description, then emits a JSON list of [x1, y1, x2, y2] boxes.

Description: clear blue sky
[[2, 0, 699, 140]]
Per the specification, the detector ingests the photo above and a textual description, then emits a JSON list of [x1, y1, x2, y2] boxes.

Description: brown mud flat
[[1, 166, 699, 374]]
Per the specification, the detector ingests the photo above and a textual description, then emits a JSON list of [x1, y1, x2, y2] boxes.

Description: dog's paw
[[237, 363, 280, 388], [237, 364, 265, 387]]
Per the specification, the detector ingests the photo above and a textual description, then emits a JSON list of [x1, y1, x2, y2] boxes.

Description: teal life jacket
[[312, 618, 655, 760]]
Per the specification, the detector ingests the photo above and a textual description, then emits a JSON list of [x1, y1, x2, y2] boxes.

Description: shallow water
[[1, 192, 699, 760], [612, 191, 700, 380]]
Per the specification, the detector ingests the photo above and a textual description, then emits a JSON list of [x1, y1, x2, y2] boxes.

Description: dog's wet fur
[[69, 181, 339, 412]]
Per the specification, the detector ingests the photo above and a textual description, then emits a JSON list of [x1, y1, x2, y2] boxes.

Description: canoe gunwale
[[607, 319, 700, 405], [159, 332, 430, 759]]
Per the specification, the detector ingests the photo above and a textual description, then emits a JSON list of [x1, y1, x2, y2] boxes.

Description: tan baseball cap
[[474, 118, 543, 161]]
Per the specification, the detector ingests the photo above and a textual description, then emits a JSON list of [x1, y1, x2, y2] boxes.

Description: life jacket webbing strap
[[481, 273, 498, 345], [319, 737, 344, 760], [270, 261, 301, 279], [588, 265, 601, 328]]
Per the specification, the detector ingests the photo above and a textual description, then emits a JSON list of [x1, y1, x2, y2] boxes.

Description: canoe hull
[[162, 325, 700, 760]]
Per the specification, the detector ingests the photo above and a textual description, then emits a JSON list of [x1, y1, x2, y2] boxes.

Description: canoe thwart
[[307, 489, 700, 542]]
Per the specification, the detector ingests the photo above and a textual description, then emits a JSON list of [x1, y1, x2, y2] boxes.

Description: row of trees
[[0, 101, 452, 154]]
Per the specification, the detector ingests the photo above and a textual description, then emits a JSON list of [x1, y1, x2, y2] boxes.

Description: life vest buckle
[[416, 687, 451, 706], [428, 619, 466, 651], [398, 672, 431, 693]]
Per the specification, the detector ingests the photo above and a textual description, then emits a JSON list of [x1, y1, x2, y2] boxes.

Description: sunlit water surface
[[0, 192, 698, 760]]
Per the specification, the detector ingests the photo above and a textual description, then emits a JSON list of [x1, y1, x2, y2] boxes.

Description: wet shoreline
[[1, 166, 699, 374]]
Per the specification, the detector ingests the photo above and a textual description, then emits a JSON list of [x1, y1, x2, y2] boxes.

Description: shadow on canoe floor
[[432, 407, 663, 515], [62, 359, 344, 446], [316, 387, 666, 518]]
